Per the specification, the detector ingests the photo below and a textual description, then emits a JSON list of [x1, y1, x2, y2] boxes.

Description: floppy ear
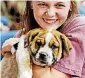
[[26, 28, 44, 54], [60, 34, 72, 57], [26, 28, 43, 43]]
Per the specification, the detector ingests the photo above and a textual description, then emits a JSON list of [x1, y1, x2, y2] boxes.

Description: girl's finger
[[1, 45, 12, 56]]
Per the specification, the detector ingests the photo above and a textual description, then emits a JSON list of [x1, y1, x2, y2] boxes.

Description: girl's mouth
[[43, 18, 58, 24]]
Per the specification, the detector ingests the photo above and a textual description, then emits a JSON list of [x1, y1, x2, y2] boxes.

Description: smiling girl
[[1, 0, 85, 78]]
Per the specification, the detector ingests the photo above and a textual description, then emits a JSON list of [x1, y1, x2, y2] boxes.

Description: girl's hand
[[1, 44, 12, 56], [32, 64, 52, 78], [1, 38, 20, 57]]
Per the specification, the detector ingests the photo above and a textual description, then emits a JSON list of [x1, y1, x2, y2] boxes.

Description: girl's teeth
[[43, 19, 57, 24]]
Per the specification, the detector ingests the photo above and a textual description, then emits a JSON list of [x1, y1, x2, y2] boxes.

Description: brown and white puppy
[[1, 28, 72, 78], [27, 28, 72, 66]]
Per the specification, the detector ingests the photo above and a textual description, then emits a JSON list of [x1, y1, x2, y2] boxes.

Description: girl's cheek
[[57, 9, 69, 19], [37, 10, 46, 17]]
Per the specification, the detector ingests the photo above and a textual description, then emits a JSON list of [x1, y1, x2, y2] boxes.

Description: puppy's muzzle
[[39, 52, 48, 63]]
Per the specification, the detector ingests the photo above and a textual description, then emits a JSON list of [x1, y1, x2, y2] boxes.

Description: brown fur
[[1, 53, 18, 78]]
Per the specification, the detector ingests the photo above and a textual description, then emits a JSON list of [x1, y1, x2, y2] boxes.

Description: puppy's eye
[[51, 44, 58, 49], [51, 45, 56, 49], [36, 40, 42, 46]]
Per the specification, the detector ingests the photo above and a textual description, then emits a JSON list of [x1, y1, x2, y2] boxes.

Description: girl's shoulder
[[66, 14, 85, 26], [62, 14, 85, 33], [14, 30, 22, 38], [71, 14, 85, 23]]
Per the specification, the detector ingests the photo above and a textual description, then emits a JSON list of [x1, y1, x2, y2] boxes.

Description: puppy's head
[[26, 28, 72, 66]]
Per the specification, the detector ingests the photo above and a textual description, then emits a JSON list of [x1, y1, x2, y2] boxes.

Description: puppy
[[1, 28, 72, 78], [27, 28, 72, 66]]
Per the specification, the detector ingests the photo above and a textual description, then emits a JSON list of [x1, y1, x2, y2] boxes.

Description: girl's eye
[[37, 3, 47, 8], [55, 4, 65, 8]]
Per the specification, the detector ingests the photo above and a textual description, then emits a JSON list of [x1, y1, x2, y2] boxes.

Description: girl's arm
[[32, 64, 70, 78], [1, 44, 12, 56], [1, 30, 21, 56]]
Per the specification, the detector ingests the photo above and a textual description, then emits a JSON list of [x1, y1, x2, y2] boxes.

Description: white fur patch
[[16, 35, 32, 78], [45, 32, 54, 45], [19, 70, 32, 78], [11, 46, 16, 55], [2, 36, 32, 78]]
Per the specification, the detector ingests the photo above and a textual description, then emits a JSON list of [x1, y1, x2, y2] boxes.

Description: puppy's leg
[[16, 35, 32, 78], [1, 53, 18, 78]]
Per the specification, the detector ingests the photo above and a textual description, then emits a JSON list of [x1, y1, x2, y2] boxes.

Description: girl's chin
[[41, 23, 61, 29]]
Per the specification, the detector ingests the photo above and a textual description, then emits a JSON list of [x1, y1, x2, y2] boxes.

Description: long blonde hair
[[68, 0, 82, 19]]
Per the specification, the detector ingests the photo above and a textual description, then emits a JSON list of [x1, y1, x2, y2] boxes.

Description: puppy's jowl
[[1, 28, 72, 78]]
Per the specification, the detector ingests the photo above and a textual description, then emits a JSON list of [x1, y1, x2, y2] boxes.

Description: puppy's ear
[[60, 34, 72, 57], [26, 28, 42, 43]]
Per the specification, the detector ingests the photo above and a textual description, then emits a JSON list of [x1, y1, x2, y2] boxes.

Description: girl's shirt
[[14, 14, 85, 78], [53, 14, 85, 78]]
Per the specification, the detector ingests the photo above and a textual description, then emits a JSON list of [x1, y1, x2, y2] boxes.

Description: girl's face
[[31, 0, 71, 29]]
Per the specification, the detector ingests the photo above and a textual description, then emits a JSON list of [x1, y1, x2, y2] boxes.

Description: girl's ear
[[70, 2, 72, 11]]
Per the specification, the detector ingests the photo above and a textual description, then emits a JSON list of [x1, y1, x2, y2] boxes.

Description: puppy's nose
[[39, 52, 47, 60]]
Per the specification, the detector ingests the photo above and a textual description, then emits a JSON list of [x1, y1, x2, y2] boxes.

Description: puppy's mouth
[[32, 53, 50, 66], [32, 53, 54, 66], [39, 59, 47, 64]]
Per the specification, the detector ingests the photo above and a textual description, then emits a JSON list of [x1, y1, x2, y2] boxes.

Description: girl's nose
[[46, 7, 56, 17]]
